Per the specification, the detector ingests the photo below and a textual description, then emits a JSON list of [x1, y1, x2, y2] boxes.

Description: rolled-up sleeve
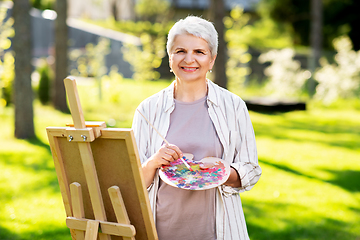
[[207, 80, 261, 195], [232, 103, 261, 192]]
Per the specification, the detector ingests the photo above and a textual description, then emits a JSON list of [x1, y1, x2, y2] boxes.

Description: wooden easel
[[46, 77, 158, 240]]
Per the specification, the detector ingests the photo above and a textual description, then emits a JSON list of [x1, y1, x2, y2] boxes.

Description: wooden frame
[[46, 77, 157, 240]]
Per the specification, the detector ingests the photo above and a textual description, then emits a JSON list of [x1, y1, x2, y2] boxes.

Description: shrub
[[37, 59, 53, 105], [258, 48, 311, 98], [314, 35, 360, 104]]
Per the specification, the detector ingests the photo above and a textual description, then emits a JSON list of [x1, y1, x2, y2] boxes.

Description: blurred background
[[0, 0, 359, 239]]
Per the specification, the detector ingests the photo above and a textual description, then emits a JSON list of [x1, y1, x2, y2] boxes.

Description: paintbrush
[[136, 109, 193, 171]]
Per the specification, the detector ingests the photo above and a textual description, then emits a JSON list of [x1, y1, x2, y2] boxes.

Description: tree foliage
[[31, 0, 55, 10], [257, 0, 360, 50], [226, 7, 293, 50], [122, 32, 167, 81], [0, 6, 14, 107], [70, 37, 110, 100], [135, 0, 170, 22], [86, 18, 173, 81], [225, 8, 252, 90], [70, 37, 110, 79]]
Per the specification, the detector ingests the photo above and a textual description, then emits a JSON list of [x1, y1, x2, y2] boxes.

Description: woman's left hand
[[224, 167, 241, 188]]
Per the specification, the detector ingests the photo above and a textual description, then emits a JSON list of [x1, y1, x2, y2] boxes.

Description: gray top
[[156, 96, 223, 240]]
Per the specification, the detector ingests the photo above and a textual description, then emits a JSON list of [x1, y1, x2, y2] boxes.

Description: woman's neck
[[174, 79, 208, 102]]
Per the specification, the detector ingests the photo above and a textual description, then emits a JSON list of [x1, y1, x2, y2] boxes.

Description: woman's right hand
[[142, 144, 183, 188], [147, 144, 183, 169]]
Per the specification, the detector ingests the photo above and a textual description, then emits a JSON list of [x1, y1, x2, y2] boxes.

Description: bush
[[314, 35, 360, 104], [37, 59, 53, 105], [258, 48, 311, 98]]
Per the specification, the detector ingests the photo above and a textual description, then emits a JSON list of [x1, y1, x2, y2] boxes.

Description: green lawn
[[244, 109, 360, 239], [0, 78, 359, 239]]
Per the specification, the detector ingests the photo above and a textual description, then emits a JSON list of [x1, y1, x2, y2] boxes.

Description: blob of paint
[[160, 156, 230, 190]]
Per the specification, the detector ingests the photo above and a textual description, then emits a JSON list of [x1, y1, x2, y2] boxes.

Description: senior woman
[[132, 16, 261, 240]]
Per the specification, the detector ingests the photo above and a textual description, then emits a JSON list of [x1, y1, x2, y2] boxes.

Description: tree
[[308, 0, 322, 95], [53, 0, 69, 112], [208, 0, 228, 89], [12, 0, 35, 139], [257, 0, 360, 50], [111, 0, 136, 21]]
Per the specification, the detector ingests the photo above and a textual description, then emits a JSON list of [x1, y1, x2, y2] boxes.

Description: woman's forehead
[[172, 34, 210, 50]]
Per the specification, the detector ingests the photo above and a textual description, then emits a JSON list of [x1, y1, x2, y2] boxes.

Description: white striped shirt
[[132, 79, 262, 240]]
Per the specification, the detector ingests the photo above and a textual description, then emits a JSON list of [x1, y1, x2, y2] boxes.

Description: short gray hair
[[166, 16, 218, 59]]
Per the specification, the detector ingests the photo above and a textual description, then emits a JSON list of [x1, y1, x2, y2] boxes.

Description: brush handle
[[180, 157, 193, 171], [136, 109, 170, 145], [136, 109, 193, 171]]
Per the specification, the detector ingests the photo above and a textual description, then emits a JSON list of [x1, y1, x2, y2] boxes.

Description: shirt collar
[[164, 79, 219, 112], [164, 81, 176, 112], [206, 79, 219, 107]]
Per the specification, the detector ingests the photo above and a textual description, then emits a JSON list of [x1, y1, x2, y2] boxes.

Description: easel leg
[[70, 182, 85, 240], [84, 220, 99, 240], [70, 182, 110, 240], [108, 186, 135, 240]]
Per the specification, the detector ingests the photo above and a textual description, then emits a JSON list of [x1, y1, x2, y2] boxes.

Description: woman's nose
[[184, 53, 195, 64]]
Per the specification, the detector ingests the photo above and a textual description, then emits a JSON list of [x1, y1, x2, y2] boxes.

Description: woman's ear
[[210, 55, 217, 68], [169, 56, 173, 71]]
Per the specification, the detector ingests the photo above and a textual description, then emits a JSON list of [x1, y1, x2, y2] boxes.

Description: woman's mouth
[[181, 67, 198, 72]]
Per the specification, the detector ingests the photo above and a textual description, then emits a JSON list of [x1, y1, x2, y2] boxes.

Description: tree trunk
[[53, 0, 69, 112], [12, 0, 35, 139], [111, 0, 118, 21], [308, 0, 322, 96], [208, 0, 227, 89]]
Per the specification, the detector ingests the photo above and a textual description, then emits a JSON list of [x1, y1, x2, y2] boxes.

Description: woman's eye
[[196, 50, 205, 54], [176, 50, 185, 53]]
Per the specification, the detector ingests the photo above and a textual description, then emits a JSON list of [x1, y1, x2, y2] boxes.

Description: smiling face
[[169, 34, 216, 84]]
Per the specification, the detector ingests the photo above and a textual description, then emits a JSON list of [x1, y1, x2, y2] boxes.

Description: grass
[[243, 109, 360, 239], [0, 107, 72, 240], [1, 78, 360, 239]]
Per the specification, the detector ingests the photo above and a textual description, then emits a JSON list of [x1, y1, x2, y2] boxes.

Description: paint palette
[[159, 155, 231, 190]]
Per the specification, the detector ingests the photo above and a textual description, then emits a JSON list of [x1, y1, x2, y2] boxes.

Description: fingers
[[147, 144, 183, 169], [164, 144, 183, 160], [159, 144, 182, 163]]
